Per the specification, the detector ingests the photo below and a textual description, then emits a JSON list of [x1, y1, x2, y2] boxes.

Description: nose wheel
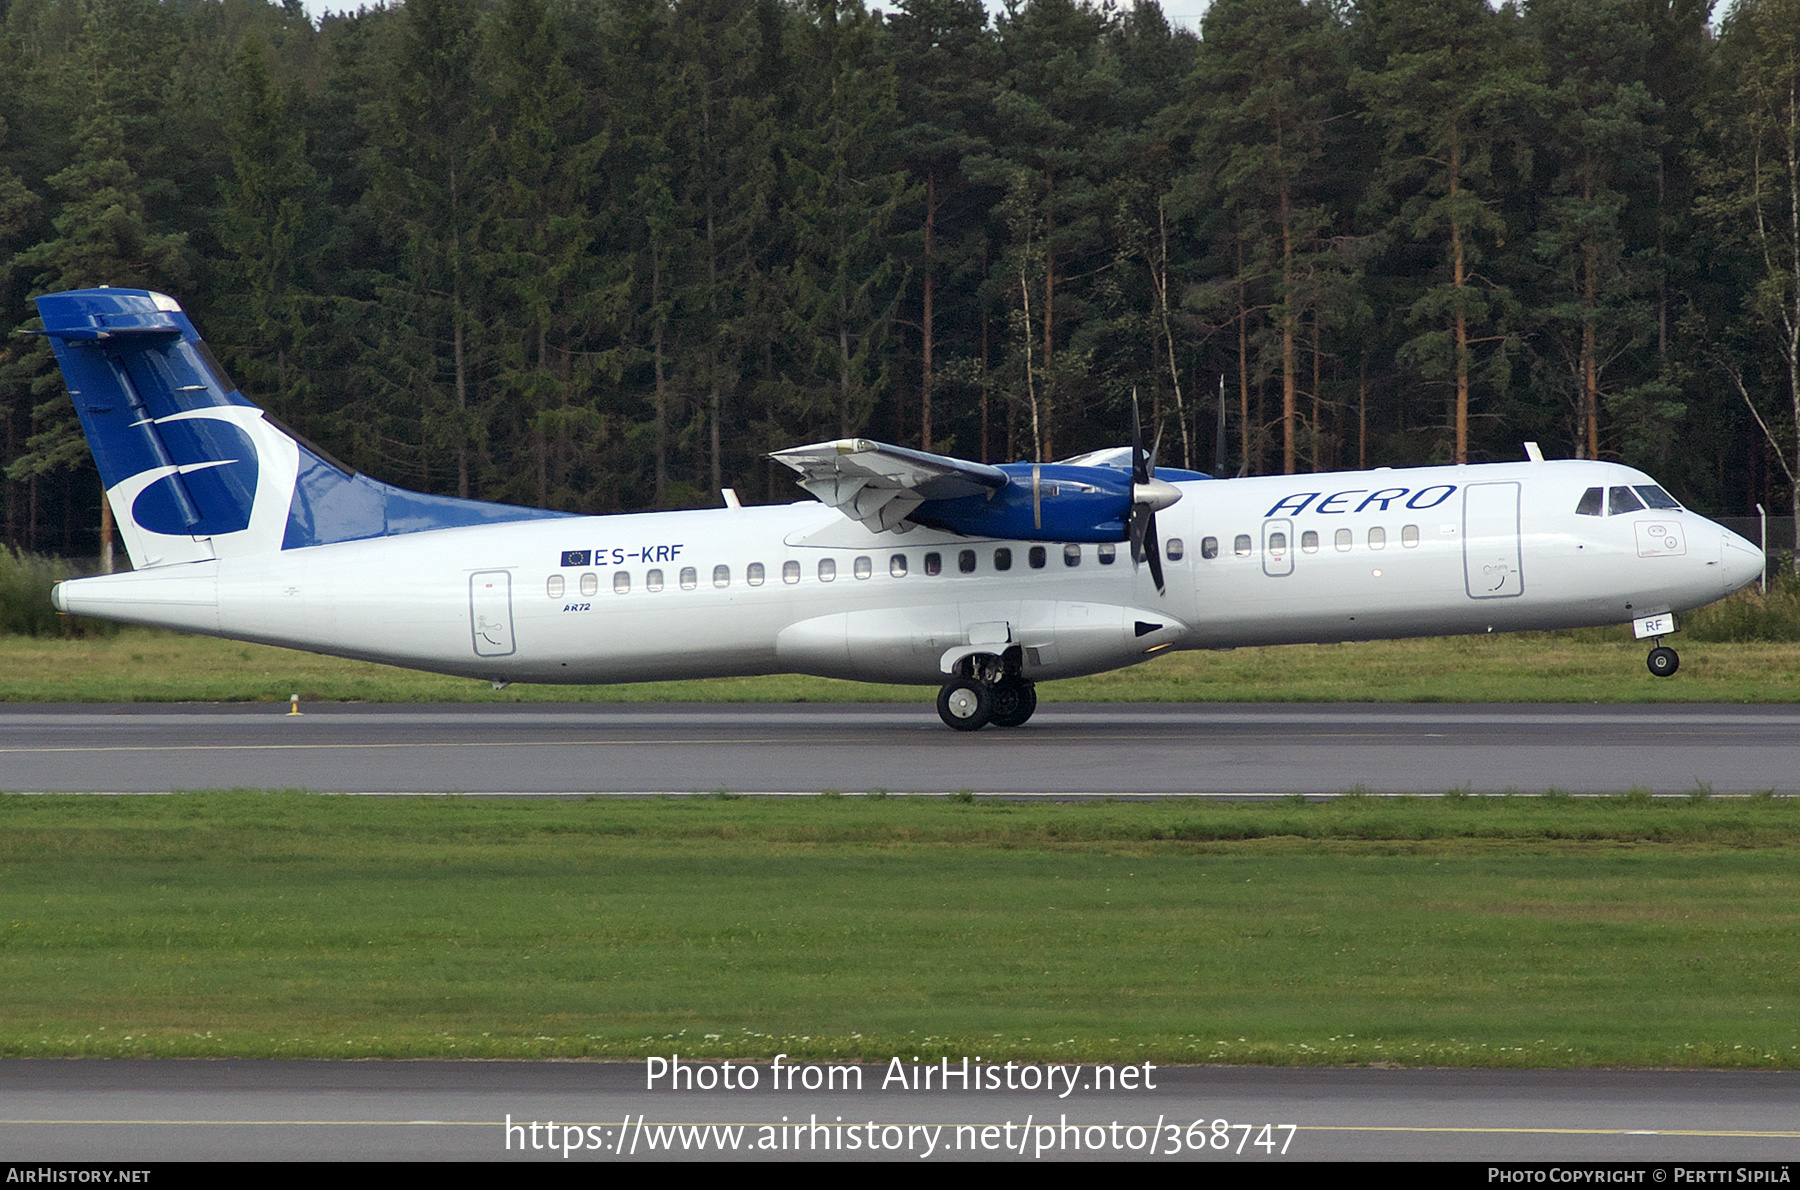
[[1647, 644, 1679, 678]]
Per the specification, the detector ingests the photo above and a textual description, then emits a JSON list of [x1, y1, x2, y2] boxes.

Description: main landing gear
[[936, 653, 1038, 731], [1647, 642, 1680, 678]]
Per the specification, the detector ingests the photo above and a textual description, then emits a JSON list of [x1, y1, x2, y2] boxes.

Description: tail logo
[[106, 406, 299, 564]]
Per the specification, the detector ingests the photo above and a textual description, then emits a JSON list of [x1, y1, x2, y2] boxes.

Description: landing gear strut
[[935, 652, 1038, 731], [1647, 642, 1679, 678]]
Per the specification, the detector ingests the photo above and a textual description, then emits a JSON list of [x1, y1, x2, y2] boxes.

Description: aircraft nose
[[1720, 526, 1765, 594]]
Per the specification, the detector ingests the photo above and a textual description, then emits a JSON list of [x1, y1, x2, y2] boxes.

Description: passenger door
[[470, 570, 516, 656], [1463, 482, 1523, 598]]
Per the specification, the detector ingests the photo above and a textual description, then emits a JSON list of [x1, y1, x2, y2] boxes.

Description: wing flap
[[769, 438, 1008, 534]]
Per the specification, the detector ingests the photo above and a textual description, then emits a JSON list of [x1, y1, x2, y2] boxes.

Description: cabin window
[[1634, 485, 1682, 510], [818, 558, 836, 582], [746, 562, 764, 587], [994, 547, 1013, 571], [1201, 536, 1219, 560], [1167, 538, 1185, 561], [1575, 487, 1603, 516], [1233, 535, 1252, 557], [1368, 526, 1387, 550], [1267, 532, 1287, 554], [1335, 528, 1353, 551], [1301, 530, 1319, 553], [1402, 524, 1420, 547], [925, 552, 942, 576], [782, 560, 801, 584], [580, 572, 599, 597], [712, 564, 730, 588], [680, 567, 698, 590], [1029, 546, 1047, 569], [1098, 543, 1116, 565], [1064, 544, 1082, 567], [890, 554, 908, 577], [546, 575, 564, 598], [958, 549, 977, 574], [646, 569, 664, 592], [854, 555, 872, 580], [613, 571, 630, 594], [1608, 486, 1645, 515]]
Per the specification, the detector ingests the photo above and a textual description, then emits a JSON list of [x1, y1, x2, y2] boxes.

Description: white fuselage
[[53, 459, 1764, 687]]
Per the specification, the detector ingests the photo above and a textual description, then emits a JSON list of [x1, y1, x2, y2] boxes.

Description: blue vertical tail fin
[[35, 288, 569, 569]]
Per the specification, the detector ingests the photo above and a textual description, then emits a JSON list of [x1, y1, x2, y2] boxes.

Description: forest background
[[1, 0, 1799, 563]]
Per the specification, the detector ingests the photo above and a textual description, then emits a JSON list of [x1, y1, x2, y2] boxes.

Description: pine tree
[[1191, 0, 1349, 474], [1525, 0, 1662, 461], [371, 0, 486, 498], [887, 0, 995, 450], [1352, 0, 1533, 463], [969, 0, 1120, 460], [1699, 0, 1800, 544], [213, 39, 321, 426], [3, 13, 185, 556], [784, 0, 914, 440], [480, 0, 619, 512]]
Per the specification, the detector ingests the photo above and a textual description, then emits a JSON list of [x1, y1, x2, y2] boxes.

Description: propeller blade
[[1131, 389, 1148, 485], [1144, 511, 1165, 594], [1126, 388, 1171, 593]]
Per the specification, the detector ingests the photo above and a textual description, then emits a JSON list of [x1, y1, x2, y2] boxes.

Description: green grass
[[2, 793, 1797, 1067], [3, 623, 1799, 702]]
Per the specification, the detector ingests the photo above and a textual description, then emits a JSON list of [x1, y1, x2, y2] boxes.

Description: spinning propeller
[[1128, 392, 1182, 594]]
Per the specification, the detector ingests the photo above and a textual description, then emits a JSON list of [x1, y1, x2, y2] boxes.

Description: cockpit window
[[1607, 486, 1645, 515], [1633, 485, 1682, 511], [1575, 487, 1603, 516]]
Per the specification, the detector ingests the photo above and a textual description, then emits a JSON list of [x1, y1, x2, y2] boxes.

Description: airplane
[[35, 287, 1768, 730]]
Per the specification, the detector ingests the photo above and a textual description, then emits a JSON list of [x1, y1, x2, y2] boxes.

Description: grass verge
[[2, 792, 1796, 1067], [2, 625, 1800, 702]]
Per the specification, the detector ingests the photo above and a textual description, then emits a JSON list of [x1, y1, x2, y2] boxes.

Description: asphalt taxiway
[[1, 701, 1797, 796], [2, 1060, 1797, 1162]]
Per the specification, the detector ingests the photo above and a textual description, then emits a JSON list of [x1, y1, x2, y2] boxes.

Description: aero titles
[[645, 1053, 1158, 1098], [1262, 484, 1459, 520]]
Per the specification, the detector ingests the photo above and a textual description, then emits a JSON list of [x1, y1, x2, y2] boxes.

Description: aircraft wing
[[768, 439, 1009, 534]]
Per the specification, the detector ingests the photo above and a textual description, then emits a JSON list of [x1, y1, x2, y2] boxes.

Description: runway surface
[[2, 1060, 1797, 1162], [1, 701, 1799, 796]]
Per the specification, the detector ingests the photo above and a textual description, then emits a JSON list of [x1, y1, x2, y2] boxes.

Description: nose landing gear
[[936, 652, 1039, 730], [1647, 642, 1680, 678]]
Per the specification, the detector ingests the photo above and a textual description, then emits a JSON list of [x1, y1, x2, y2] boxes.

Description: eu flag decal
[[560, 549, 592, 567]]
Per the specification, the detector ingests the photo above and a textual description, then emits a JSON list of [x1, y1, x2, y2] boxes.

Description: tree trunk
[[1279, 123, 1297, 475], [1155, 199, 1191, 469], [1237, 261, 1251, 476], [921, 170, 935, 451], [652, 239, 667, 506], [98, 482, 113, 574], [1041, 169, 1055, 461], [1450, 129, 1469, 465]]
